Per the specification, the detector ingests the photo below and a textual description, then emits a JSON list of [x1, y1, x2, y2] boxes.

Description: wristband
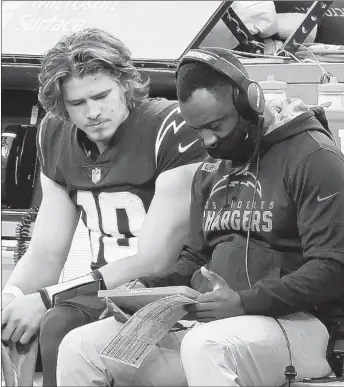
[[38, 270, 107, 308], [2, 284, 24, 298], [92, 269, 107, 290]]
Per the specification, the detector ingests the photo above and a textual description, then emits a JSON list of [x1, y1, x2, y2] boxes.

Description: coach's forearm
[[138, 246, 208, 287], [239, 258, 344, 316]]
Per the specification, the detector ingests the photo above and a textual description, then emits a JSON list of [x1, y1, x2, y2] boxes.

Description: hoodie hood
[[261, 98, 336, 151]]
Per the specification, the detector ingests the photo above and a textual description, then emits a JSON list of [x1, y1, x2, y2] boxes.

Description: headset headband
[[178, 49, 248, 91], [177, 48, 265, 122]]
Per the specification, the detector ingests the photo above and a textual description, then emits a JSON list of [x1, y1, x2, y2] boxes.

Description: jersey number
[[76, 191, 146, 265]]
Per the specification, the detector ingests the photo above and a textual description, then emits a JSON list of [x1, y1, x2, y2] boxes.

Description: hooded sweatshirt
[[139, 100, 344, 325]]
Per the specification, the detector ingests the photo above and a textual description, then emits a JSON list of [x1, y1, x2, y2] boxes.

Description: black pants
[[39, 295, 105, 386]]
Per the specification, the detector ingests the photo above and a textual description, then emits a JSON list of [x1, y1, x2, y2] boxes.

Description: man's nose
[[86, 100, 101, 119], [199, 129, 218, 147]]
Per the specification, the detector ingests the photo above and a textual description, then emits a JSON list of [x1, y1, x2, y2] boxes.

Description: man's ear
[[121, 80, 129, 92], [119, 81, 130, 105]]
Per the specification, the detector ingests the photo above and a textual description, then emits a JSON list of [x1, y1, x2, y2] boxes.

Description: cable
[[244, 116, 264, 289], [294, 43, 333, 79], [230, 41, 344, 63], [295, 43, 344, 63], [277, 49, 304, 63], [274, 318, 297, 387], [244, 153, 260, 289], [228, 49, 294, 61], [13, 206, 39, 264], [243, 116, 297, 386], [274, 318, 293, 365]]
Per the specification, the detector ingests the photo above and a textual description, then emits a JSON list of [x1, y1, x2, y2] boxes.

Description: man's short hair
[[176, 47, 248, 104], [38, 28, 149, 119], [177, 61, 232, 103]]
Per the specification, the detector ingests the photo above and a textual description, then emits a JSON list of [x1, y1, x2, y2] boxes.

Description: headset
[[176, 48, 265, 124]]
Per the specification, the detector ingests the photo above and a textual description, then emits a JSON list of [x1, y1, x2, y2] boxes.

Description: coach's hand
[[1, 292, 47, 344], [185, 267, 244, 322], [116, 280, 147, 290]]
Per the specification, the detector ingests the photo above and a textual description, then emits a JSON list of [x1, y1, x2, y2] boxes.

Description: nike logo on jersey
[[317, 192, 339, 202], [178, 140, 199, 153]]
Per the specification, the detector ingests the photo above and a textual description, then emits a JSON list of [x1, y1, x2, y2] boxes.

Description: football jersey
[[37, 98, 206, 270]]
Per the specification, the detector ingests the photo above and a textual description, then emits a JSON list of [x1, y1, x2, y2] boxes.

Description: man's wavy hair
[[38, 28, 149, 120]]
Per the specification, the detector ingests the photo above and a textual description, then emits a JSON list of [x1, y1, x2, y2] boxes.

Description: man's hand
[[1, 292, 47, 344], [1, 293, 16, 311], [98, 280, 146, 322], [185, 267, 245, 322], [115, 280, 147, 290]]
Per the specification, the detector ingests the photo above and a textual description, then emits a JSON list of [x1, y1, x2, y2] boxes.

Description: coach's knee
[[181, 324, 220, 362], [181, 323, 245, 386], [57, 319, 123, 386], [57, 326, 87, 368], [181, 323, 237, 369], [57, 327, 101, 385], [181, 325, 204, 359]]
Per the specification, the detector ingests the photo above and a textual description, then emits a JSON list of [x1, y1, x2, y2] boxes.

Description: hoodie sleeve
[[239, 147, 344, 316], [138, 168, 212, 287]]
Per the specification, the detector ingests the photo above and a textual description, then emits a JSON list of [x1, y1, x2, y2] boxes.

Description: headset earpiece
[[247, 82, 265, 115], [235, 81, 265, 122], [177, 48, 265, 124]]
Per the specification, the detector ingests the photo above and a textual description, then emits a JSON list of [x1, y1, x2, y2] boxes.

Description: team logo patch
[[209, 170, 262, 199], [91, 168, 101, 184], [2, 143, 9, 158], [201, 160, 221, 173], [82, 163, 113, 185]]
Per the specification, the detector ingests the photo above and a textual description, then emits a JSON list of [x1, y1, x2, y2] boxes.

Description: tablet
[[98, 286, 200, 312]]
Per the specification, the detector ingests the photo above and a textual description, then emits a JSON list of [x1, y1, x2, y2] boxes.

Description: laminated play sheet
[[100, 294, 197, 368]]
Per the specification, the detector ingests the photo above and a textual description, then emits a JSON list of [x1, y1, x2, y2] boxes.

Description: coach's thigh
[[58, 317, 188, 386], [180, 313, 331, 386], [57, 317, 139, 385], [58, 315, 124, 357]]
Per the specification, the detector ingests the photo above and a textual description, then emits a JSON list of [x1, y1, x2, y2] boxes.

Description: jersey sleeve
[[154, 103, 206, 175], [36, 114, 66, 185]]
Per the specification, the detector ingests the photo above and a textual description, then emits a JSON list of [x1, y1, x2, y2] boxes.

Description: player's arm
[[27, 104, 205, 304], [137, 167, 213, 288], [4, 172, 80, 295], [8, 162, 201, 313], [98, 104, 207, 288], [98, 161, 201, 288], [1, 173, 81, 343]]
